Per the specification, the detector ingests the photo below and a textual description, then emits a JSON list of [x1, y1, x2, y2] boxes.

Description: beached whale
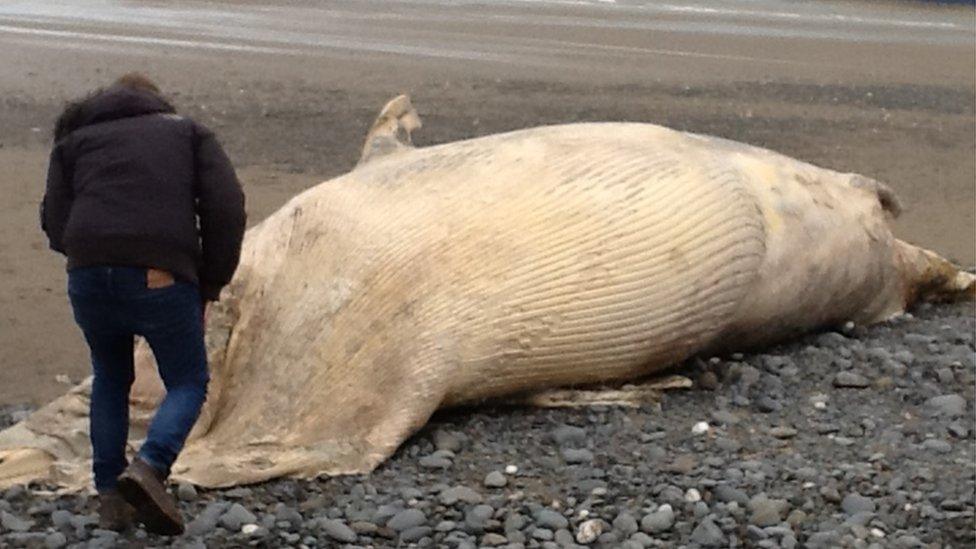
[[1, 96, 972, 490]]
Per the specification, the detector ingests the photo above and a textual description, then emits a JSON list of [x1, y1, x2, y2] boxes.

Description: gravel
[[0, 302, 973, 547]]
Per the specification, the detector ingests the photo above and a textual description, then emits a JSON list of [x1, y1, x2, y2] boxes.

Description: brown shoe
[[116, 457, 184, 535], [97, 490, 136, 532]]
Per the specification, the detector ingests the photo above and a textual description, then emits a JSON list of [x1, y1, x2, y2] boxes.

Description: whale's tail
[[895, 239, 975, 307]]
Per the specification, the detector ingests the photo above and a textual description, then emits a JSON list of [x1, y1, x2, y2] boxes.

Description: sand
[[0, 0, 972, 404]]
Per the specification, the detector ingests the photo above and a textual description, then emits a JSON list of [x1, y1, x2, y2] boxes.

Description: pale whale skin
[[1, 99, 971, 490]]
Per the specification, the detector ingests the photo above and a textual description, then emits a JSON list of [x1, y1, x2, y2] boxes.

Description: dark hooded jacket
[[41, 85, 246, 301]]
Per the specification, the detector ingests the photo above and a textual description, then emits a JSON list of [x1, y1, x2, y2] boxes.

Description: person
[[41, 73, 246, 535]]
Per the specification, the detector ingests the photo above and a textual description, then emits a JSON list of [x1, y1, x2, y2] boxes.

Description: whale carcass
[[1, 96, 972, 490]]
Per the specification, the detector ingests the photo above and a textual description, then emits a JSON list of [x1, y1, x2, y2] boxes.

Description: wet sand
[[0, 0, 973, 404]]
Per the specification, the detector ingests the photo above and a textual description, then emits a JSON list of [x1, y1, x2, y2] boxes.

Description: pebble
[[1, 510, 33, 532], [319, 518, 358, 543], [535, 509, 569, 530], [769, 426, 798, 439], [749, 495, 789, 527], [841, 493, 876, 515], [176, 481, 197, 501], [465, 504, 494, 531], [833, 372, 871, 388], [612, 512, 639, 536], [505, 464, 519, 475], [44, 532, 67, 549], [640, 505, 674, 533], [440, 485, 483, 505], [482, 532, 508, 546], [690, 517, 725, 547], [484, 471, 508, 488], [924, 394, 966, 416], [219, 503, 256, 531], [691, 421, 710, 435], [921, 439, 952, 453], [387, 508, 427, 531], [576, 519, 603, 544], [561, 448, 594, 463], [552, 425, 587, 446]]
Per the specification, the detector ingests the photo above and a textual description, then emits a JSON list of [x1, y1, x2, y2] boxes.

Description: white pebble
[[241, 523, 260, 535], [575, 518, 604, 544], [684, 488, 701, 502], [505, 464, 518, 475], [578, 509, 590, 519], [814, 401, 827, 410], [802, 482, 815, 489], [871, 528, 886, 538], [691, 421, 710, 435]]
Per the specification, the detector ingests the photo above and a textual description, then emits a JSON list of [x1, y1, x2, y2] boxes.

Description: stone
[[552, 425, 587, 446], [925, 394, 966, 416], [576, 519, 604, 544], [319, 518, 357, 543], [842, 493, 876, 515], [535, 509, 569, 530], [219, 503, 256, 531], [562, 448, 594, 464], [749, 496, 789, 527], [44, 532, 67, 549], [714, 485, 749, 505], [612, 512, 639, 536], [400, 525, 432, 542], [440, 486, 483, 506], [484, 471, 508, 488], [921, 439, 952, 453], [482, 533, 508, 546], [640, 505, 674, 533], [176, 482, 197, 501], [433, 430, 465, 452], [1, 511, 33, 532], [387, 509, 427, 531], [50, 510, 73, 530], [465, 504, 494, 532], [833, 372, 870, 388], [690, 517, 725, 547]]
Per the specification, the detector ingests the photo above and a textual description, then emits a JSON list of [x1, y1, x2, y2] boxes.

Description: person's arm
[[40, 143, 73, 255], [193, 122, 246, 302]]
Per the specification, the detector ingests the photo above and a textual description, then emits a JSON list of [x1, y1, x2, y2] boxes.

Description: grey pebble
[[465, 504, 494, 532], [319, 518, 357, 543], [612, 512, 638, 536], [841, 493, 875, 515], [552, 425, 586, 446], [921, 439, 952, 453], [484, 471, 508, 488], [562, 448, 594, 464], [690, 517, 725, 547], [440, 485, 483, 505], [387, 508, 427, 531], [400, 525, 432, 542], [640, 505, 674, 533], [833, 372, 871, 388], [44, 532, 67, 549], [534, 509, 569, 530], [219, 503, 256, 531], [1, 510, 33, 532], [176, 481, 197, 501], [925, 394, 966, 416]]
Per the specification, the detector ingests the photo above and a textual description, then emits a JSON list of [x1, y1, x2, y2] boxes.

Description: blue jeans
[[68, 266, 208, 493]]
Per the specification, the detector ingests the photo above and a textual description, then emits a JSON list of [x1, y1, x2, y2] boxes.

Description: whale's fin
[[358, 95, 422, 166]]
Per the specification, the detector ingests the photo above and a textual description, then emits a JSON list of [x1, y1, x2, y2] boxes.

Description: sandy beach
[[0, 0, 972, 404]]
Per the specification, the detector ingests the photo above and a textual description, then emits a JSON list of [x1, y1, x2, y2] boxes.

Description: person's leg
[[136, 284, 209, 475], [67, 267, 135, 494], [114, 268, 206, 535]]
